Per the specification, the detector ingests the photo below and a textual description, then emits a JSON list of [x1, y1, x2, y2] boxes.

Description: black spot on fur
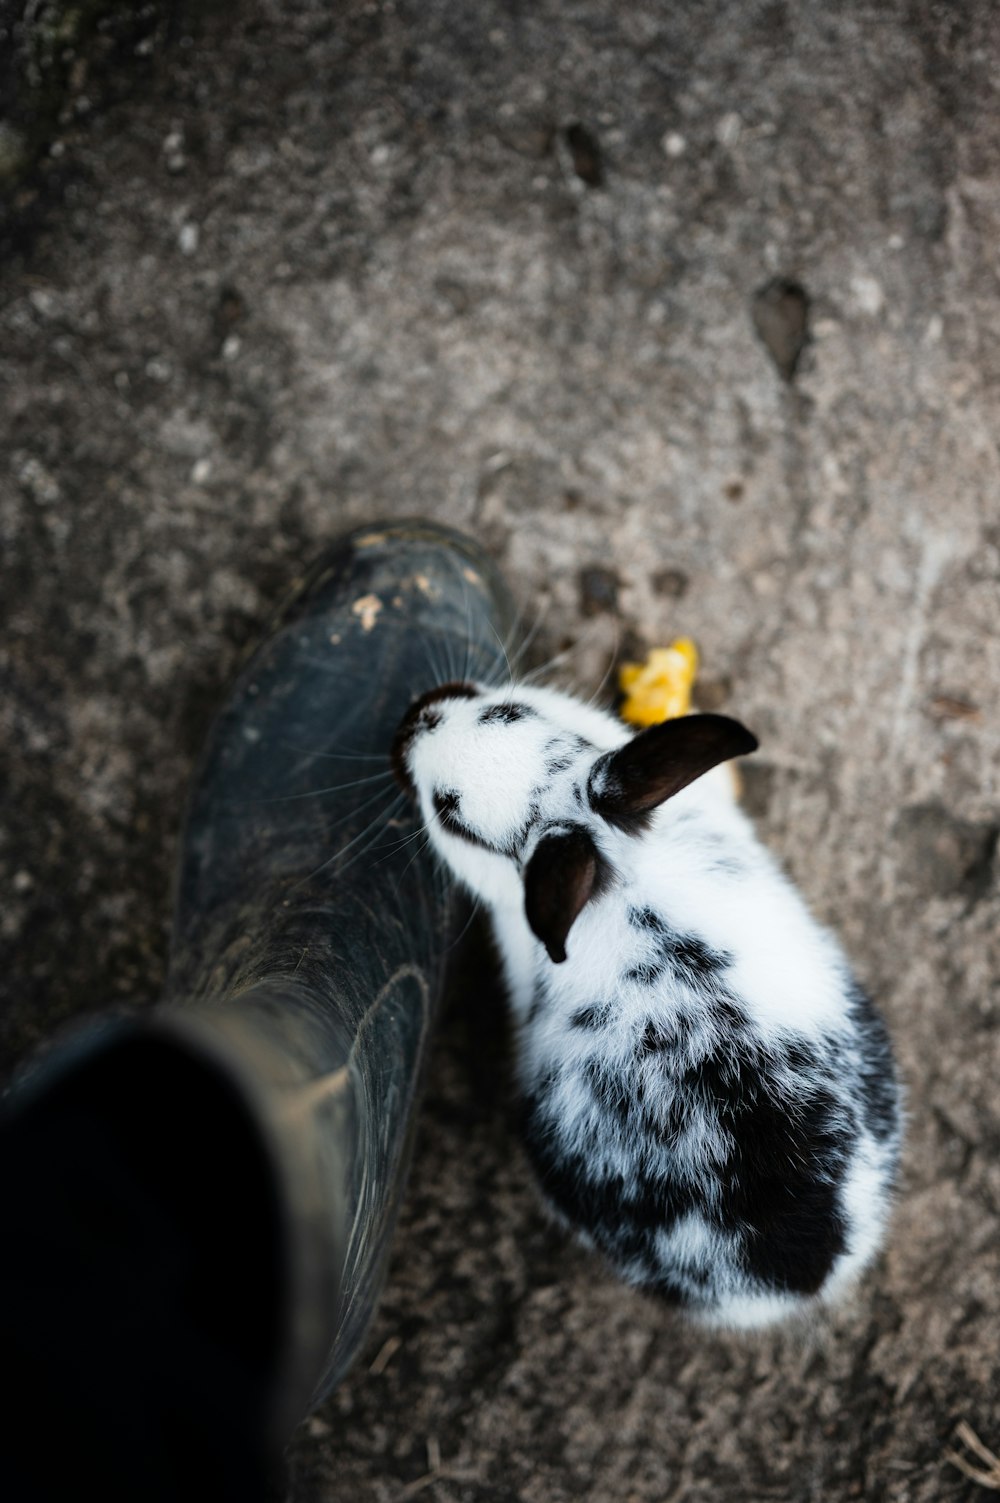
[[479, 702, 535, 725], [684, 1043, 850, 1295], [525, 977, 551, 1027], [637, 1021, 673, 1056], [583, 1056, 633, 1128], [628, 906, 667, 933], [639, 1092, 689, 1147], [669, 934, 729, 982], [624, 958, 662, 986], [522, 1087, 697, 1271], [623, 1169, 695, 1231], [542, 734, 592, 778], [784, 1038, 821, 1075], [847, 982, 901, 1144], [681, 1045, 739, 1114], [625, 923, 731, 989], [649, 1278, 687, 1306], [546, 753, 577, 775], [704, 992, 752, 1038], [571, 1005, 608, 1031]]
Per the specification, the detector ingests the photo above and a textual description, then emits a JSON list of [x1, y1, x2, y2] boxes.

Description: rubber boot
[[0, 520, 516, 1503]]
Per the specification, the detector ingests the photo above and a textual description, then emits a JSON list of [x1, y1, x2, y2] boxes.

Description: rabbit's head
[[393, 681, 756, 962]]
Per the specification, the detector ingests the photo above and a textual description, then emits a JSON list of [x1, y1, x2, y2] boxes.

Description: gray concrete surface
[[2, 1, 999, 1499]]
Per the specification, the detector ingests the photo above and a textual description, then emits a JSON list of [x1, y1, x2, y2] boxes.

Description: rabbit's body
[[393, 681, 901, 1327]]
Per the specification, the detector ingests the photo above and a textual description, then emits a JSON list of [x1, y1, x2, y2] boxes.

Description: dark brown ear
[[524, 827, 602, 964], [588, 713, 758, 829]]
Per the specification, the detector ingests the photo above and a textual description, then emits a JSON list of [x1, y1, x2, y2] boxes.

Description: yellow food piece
[[618, 638, 699, 726]]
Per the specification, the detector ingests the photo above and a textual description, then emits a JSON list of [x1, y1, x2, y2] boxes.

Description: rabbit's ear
[[589, 713, 758, 829], [524, 827, 603, 964]]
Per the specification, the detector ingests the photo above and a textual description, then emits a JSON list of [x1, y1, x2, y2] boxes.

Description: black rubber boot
[[0, 521, 515, 1503]]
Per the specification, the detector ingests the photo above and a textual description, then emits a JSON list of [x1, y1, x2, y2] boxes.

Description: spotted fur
[[392, 681, 902, 1327]]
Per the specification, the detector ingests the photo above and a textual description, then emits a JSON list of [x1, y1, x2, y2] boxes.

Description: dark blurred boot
[[0, 520, 515, 1502]]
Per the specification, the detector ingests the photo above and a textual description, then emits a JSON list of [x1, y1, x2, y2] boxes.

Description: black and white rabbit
[[392, 680, 902, 1328]]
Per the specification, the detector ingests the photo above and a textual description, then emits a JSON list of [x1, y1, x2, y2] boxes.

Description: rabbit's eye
[[432, 789, 526, 859], [433, 789, 460, 820]]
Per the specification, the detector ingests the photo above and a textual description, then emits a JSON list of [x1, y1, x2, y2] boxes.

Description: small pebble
[[752, 277, 810, 381], [850, 273, 884, 316], [651, 568, 689, 599], [694, 677, 731, 711], [894, 803, 998, 902], [716, 112, 742, 147], [565, 123, 603, 187], [579, 566, 620, 617]]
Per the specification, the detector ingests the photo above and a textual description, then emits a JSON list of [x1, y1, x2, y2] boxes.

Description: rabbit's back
[[516, 846, 901, 1326]]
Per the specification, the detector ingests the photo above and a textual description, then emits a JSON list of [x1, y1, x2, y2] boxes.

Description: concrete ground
[[2, 1, 999, 1499]]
